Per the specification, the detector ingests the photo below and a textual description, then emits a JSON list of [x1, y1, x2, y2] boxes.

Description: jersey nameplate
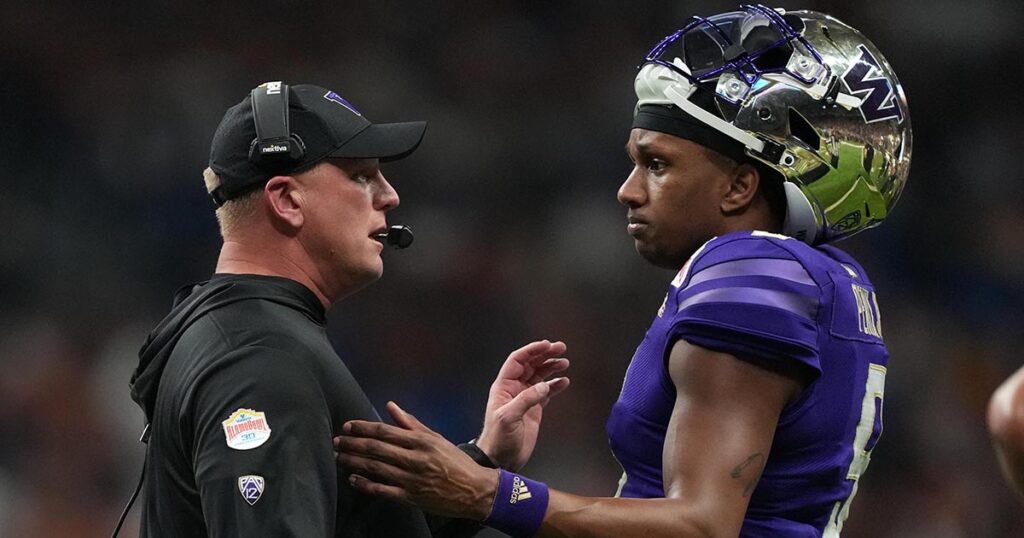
[[830, 271, 884, 343], [851, 283, 882, 339]]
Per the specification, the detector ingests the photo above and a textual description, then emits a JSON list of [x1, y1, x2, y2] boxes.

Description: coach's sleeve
[[186, 346, 335, 537]]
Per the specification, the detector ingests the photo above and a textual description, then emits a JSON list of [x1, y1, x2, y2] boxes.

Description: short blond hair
[[202, 167, 263, 238]]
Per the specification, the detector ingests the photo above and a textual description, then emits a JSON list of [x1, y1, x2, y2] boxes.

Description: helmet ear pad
[[782, 182, 818, 244]]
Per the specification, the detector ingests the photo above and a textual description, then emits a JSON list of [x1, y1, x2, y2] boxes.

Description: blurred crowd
[[2, 0, 1023, 536]]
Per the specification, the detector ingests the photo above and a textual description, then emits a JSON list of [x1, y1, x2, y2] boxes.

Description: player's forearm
[[534, 491, 720, 538]]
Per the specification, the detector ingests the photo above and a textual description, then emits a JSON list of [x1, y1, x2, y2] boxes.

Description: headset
[[247, 81, 307, 173], [209, 81, 310, 207]]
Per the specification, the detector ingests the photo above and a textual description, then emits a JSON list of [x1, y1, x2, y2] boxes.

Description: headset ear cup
[[248, 138, 262, 165], [288, 134, 306, 163], [246, 135, 305, 175]]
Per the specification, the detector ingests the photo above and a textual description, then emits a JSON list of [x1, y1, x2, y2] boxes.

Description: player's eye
[[648, 159, 667, 172]]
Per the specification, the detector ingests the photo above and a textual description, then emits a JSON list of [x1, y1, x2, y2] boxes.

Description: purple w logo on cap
[[841, 45, 903, 124], [323, 91, 362, 116]]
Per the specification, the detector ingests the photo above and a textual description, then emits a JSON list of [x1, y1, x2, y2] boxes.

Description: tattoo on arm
[[730, 453, 765, 498]]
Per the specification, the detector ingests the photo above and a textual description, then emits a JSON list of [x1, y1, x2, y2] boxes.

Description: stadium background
[[2, 0, 1023, 536]]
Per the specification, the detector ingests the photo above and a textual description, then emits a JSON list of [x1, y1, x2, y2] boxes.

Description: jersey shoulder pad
[[669, 231, 822, 374]]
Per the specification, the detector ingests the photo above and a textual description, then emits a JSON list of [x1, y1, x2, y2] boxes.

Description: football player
[[334, 6, 911, 537]]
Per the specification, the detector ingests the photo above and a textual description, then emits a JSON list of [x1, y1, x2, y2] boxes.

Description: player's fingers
[[508, 340, 553, 363], [516, 343, 568, 381], [529, 377, 570, 411], [495, 378, 562, 423], [519, 341, 567, 367], [347, 474, 410, 504], [497, 341, 567, 386], [527, 377, 571, 410], [334, 434, 414, 467], [386, 401, 433, 436], [540, 377, 571, 406], [342, 420, 421, 449], [528, 358, 570, 384], [496, 340, 553, 379], [337, 452, 414, 487], [546, 341, 567, 357]]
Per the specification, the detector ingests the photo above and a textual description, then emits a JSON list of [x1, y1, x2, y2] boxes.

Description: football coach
[[126, 82, 570, 537]]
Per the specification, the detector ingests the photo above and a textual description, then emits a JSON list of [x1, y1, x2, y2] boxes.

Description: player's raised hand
[[476, 340, 570, 471], [335, 402, 500, 520]]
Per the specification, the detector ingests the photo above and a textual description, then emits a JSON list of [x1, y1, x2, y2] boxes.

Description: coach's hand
[[477, 340, 570, 471], [335, 402, 500, 520]]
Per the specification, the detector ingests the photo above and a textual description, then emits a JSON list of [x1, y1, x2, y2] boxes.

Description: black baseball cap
[[208, 82, 427, 206]]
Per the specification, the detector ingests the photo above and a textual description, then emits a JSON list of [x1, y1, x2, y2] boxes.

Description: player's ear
[[721, 162, 760, 214], [264, 175, 305, 232]]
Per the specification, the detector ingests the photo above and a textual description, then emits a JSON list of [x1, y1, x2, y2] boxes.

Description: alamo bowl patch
[[238, 475, 265, 506], [222, 408, 272, 450]]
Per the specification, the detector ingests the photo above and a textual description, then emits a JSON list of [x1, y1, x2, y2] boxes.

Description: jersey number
[[824, 364, 885, 537]]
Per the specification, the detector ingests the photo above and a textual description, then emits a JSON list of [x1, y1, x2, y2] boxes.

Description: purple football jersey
[[607, 231, 887, 537]]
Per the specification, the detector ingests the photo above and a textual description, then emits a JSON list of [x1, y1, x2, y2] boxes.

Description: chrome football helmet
[[634, 4, 911, 244]]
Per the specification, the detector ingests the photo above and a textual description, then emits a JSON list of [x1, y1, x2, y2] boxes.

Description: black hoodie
[[129, 274, 456, 537]]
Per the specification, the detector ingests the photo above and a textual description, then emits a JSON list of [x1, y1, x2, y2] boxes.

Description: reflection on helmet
[[635, 4, 911, 244]]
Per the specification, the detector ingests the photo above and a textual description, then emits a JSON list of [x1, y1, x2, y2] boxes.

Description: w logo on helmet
[[841, 45, 904, 124]]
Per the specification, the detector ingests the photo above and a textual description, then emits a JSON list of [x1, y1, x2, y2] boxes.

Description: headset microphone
[[376, 225, 414, 249]]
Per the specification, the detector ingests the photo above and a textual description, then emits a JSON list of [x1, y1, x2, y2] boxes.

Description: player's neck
[[720, 199, 782, 237]]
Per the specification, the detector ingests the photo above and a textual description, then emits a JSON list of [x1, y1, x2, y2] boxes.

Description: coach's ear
[[264, 176, 304, 232], [721, 162, 760, 215]]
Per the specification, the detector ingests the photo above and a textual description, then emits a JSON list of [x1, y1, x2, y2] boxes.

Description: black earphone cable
[[112, 425, 150, 538]]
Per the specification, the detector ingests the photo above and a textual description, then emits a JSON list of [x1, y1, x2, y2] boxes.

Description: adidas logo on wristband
[[510, 476, 532, 503], [485, 470, 549, 537]]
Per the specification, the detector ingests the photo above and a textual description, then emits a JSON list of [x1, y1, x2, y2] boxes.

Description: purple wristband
[[483, 469, 550, 538]]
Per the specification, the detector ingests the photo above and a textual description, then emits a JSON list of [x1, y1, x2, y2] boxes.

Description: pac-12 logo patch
[[238, 475, 265, 506], [222, 408, 272, 450]]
